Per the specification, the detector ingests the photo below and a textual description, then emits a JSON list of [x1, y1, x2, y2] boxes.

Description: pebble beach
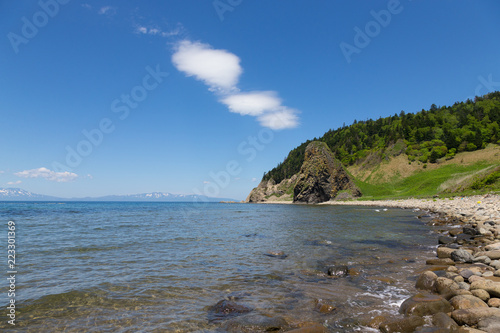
[[322, 194, 500, 332]]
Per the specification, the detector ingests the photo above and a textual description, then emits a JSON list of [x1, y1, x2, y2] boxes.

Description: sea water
[[0, 202, 437, 332]]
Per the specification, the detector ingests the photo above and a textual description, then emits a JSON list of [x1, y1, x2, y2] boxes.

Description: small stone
[[437, 247, 455, 259], [494, 269, 500, 277], [458, 282, 471, 290], [447, 266, 459, 273], [439, 235, 455, 245], [482, 271, 494, 277], [451, 249, 474, 263], [491, 260, 500, 269], [416, 271, 438, 292], [474, 256, 492, 265], [487, 298, 500, 307], [327, 265, 348, 278], [471, 289, 490, 302], [460, 269, 475, 280], [314, 299, 336, 313], [427, 258, 455, 266], [454, 275, 465, 283]]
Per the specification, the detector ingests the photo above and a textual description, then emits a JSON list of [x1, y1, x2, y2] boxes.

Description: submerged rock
[[208, 300, 252, 322], [379, 315, 425, 333], [221, 313, 287, 332], [327, 265, 349, 278]]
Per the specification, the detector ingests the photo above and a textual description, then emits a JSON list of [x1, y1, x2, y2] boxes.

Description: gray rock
[[478, 316, 500, 333], [439, 235, 455, 245], [474, 256, 492, 265], [451, 249, 474, 263], [458, 282, 471, 290], [482, 271, 494, 277], [490, 260, 500, 269], [460, 269, 475, 279]]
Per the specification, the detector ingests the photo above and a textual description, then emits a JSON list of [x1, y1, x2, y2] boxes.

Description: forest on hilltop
[[263, 92, 500, 184]]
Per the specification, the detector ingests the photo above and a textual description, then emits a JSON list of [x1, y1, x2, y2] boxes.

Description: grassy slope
[[351, 144, 500, 200]]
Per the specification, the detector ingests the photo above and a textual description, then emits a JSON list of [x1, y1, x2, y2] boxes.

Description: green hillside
[[261, 92, 500, 198]]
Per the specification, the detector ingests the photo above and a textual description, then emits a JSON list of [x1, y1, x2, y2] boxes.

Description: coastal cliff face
[[293, 141, 361, 203], [246, 141, 361, 203]]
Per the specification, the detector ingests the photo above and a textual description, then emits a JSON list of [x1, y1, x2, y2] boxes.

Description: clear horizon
[[1, 0, 499, 200]]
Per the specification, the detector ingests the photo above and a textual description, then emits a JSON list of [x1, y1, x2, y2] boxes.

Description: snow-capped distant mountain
[[0, 188, 60, 201], [93, 192, 236, 202], [0, 188, 237, 202]]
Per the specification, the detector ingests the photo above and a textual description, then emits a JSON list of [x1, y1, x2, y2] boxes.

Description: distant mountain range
[[0, 188, 236, 202]]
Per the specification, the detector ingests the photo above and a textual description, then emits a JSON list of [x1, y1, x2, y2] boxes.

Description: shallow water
[[0, 202, 437, 332]]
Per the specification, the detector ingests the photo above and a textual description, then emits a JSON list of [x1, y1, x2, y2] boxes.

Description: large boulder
[[470, 280, 500, 298], [451, 307, 500, 326], [293, 141, 360, 203], [449, 295, 489, 310], [399, 293, 453, 317]]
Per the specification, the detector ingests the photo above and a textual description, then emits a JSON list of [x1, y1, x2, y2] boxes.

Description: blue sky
[[1, 0, 499, 200]]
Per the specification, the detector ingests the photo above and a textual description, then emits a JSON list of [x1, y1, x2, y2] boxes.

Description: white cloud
[[98, 6, 116, 15], [221, 91, 282, 116], [81, 4, 92, 10], [15, 167, 78, 183], [7, 181, 22, 185], [172, 40, 242, 92], [0, 171, 4, 174], [257, 108, 300, 130], [203, 181, 211, 184], [251, 178, 257, 182], [135, 24, 183, 38], [171, 39, 300, 130]]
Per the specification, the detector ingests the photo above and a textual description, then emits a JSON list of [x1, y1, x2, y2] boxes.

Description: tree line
[[263, 92, 500, 184]]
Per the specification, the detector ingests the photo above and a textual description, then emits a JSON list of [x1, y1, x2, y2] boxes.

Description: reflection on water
[[0, 202, 436, 332]]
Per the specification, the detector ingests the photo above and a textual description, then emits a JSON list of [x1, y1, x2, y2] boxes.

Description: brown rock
[[427, 258, 456, 265], [449, 295, 489, 310], [471, 289, 491, 302], [437, 247, 456, 259], [432, 312, 459, 331], [451, 307, 500, 326], [368, 315, 387, 329], [416, 271, 438, 292], [293, 141, 361, 203], [285, 323, 327, 333], [314, 299, 336, 313], [400, 293, 453, 317], [379, 316, 425, 333], [435, 277, 461, 299], [470, 280, 500, 298], [477, 250, 500, 260], [488, 298, 500, 307]]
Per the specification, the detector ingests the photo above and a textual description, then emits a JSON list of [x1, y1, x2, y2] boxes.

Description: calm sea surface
[[0, 202, 438, 332]]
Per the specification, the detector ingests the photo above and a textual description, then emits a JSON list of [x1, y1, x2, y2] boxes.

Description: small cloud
[[7, 181, 22, 185], [87, 174, 93, 180], [135, 24, 183, 38], [257, 107, 299, 130], [172, 40, 242, 92], [203, 181, 211, 184], [81, 3, 92, 10], [234, 177, 241, 181], [15, 167, 78, 183], [251, 178, 257, 182], [98, 6, 116, 15], [0, 170, 4, 174], [221, 91, 281, 116]]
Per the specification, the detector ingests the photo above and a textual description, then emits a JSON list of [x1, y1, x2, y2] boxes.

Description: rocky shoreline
[[322, 194, 500, 332]]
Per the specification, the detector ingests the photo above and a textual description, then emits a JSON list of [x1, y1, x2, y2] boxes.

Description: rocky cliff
[[246, 141, 361, 204]]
